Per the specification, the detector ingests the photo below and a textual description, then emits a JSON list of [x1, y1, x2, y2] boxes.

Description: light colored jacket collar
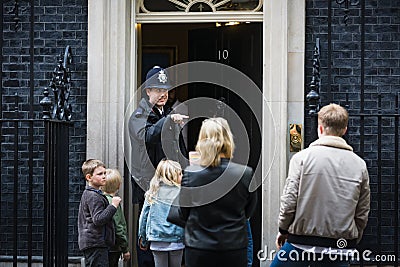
[[310, 135, 353, 151]]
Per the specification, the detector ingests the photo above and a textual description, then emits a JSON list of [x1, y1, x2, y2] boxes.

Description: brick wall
[[0, 0, 87, 257], [305, 0, 400, 256], [2, 0, 398, 260]]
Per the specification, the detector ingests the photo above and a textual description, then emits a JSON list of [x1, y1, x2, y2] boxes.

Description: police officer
[[128, 66, 189, 267]]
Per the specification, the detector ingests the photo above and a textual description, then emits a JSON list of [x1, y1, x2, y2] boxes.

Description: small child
[[101, 169, 131, 267], [78, 159, 121, 267], [138, 159, 185, 267]]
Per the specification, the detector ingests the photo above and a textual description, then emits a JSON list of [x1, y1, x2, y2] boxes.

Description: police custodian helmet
[[144, 66, 172, 90]]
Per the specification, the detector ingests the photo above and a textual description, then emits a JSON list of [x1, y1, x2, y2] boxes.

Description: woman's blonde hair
[[101, 169, 122, 194], [145, 160, 182, 204], [196, 117, 234, 167]]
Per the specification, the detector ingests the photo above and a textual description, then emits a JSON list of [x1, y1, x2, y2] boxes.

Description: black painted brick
[[306, 0, 400, 254], [1, 0, 87, 257]]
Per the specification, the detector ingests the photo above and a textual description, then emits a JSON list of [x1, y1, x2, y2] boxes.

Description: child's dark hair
[[82, 159, 106, 177]]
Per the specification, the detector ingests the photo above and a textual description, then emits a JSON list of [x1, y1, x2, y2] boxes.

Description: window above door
[[136, 0, 263, 23], [138, 0, 262, 13]]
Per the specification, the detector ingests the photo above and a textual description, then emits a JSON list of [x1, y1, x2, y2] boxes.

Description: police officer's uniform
[[128, 66, 188, 204]]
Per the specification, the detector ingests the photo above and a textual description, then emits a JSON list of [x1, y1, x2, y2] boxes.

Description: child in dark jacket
[[78, 159, 122, 267], [101, 169, 131, 267]]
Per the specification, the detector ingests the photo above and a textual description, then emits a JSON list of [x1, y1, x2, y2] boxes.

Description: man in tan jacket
[[271, 103, 370, 267]]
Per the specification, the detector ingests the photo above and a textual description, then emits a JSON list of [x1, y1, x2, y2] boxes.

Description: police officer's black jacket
[[129, 98, 188, 204]]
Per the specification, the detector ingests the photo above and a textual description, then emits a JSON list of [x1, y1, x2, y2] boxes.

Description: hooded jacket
[[279, 136, 370, 248], [129, 98, 188, 203]]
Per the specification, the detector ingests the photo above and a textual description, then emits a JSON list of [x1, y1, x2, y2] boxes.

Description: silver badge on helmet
[[158, 70, 168, 84]]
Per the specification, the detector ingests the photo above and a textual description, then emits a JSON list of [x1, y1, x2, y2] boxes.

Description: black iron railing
[[306, 38, 321, 144], [307, 0, 399, 258], [344, 93, 400, 266], [41, 46, 73, 267], [0, 46, 73, 267], [43, 118, 71, 267], [306, 33, 399, 265]]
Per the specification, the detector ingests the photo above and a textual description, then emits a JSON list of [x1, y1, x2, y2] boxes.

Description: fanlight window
[[138, 0, 263, 13]]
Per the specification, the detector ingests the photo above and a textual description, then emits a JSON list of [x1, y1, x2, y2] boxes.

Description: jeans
[[246, 220, 253, 267], [270, 242, 349, 267]]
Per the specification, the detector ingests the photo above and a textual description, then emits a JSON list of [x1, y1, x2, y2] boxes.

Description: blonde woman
[[178, 117, 257, 267], [138, 160, 185, 267]]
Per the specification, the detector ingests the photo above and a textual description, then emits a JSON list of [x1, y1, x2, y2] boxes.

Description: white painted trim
[[136, 11, 263, 23], [87, 2, 305, 266], [87, 0, 106, 159], [260, 1, 305, 266]]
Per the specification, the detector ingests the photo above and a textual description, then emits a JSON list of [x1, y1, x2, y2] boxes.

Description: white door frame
[[87, 1, 305, 265]]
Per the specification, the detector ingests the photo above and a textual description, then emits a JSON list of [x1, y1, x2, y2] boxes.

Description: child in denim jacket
[[138, 160, 184, 267]]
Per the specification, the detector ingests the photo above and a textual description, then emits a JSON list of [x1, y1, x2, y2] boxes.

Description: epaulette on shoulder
[[134, 107, 144, 118]]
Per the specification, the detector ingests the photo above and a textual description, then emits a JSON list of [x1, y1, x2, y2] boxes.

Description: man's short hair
[[318, 103, 348, 136], [82, 159, 105, 177]]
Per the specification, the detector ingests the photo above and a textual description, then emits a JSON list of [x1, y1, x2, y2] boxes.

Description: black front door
[[188, 23, 262, 267]]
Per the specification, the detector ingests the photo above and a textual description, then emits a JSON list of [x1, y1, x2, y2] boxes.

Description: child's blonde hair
[[101, 169, 122, 194], [82, 159, 106, 177], [145, 160, 182, 204]]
